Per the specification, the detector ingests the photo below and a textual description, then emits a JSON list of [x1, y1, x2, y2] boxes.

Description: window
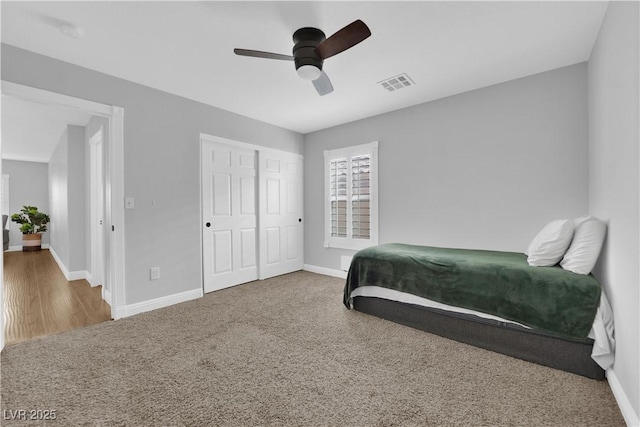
[[324, 141, 378, 250]]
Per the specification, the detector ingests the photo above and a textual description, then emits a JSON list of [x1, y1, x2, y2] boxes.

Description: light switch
[[125, 197, 135, 209]]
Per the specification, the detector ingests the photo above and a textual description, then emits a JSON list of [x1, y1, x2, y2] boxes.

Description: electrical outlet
[[150, 267, 160, 280]]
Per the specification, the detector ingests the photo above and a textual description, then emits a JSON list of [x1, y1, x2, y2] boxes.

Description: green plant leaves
[[10, 205, 50, 234]]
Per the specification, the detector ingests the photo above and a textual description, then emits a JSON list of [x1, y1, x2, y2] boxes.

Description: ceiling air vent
[[378, 73, 415, 92]]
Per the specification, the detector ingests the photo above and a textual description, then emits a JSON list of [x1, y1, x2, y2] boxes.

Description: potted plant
[[11, 206, 50, 251]]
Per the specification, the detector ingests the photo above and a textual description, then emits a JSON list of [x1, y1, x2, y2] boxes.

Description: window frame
[[323, 141, 379, 251]]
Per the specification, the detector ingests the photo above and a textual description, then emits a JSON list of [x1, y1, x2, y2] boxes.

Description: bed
[[343, 243, 614, 380]]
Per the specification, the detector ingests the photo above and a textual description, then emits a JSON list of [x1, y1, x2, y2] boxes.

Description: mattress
[[348, 285, 615, 370], [345, 244, 604, 339]]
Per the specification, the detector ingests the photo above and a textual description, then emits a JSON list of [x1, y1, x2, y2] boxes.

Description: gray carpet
[[1, 271, 624, 426]]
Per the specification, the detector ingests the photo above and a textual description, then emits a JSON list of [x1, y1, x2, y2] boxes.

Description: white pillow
[[560, 217, 607, 275], [572, 215, 592, 228], [526, 219, 574, 267]]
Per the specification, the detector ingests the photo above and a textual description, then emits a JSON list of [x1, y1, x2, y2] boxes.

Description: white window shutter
[[324, 142, 378, 251], [329, 158, 348, 237], [351, 155, 370, 239]]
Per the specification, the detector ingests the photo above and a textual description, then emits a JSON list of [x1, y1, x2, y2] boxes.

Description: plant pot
[[22, 234, 42, 252]]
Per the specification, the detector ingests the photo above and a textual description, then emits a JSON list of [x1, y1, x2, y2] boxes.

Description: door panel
[[266, 178, 280, 214], [259, 150, 304, 279], [202, 140, 258, 292], [266, 158, 280, 172], [240, 177, 255, 214], [213, 230, 233, 274], [240, 229, 257, 268], [239, 153, 254, 169], [285, 225, 299, 261], [213, 174, 231, 215], [266, 227, 280, 264], [286, 181, 297, 214]]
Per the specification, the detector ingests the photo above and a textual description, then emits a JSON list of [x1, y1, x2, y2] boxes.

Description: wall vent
[[378, 73, 415, 92]]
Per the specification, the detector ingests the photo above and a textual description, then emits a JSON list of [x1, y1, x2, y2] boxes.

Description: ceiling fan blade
[[233, 48, 294, 61], [312, 70, 334, 96], [315, 20, 371, 60]]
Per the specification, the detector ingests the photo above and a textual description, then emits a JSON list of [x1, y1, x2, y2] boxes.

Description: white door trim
[[88, 127, 105, 289], [200, 133, 268, 153], [1, 81, 126, 321]]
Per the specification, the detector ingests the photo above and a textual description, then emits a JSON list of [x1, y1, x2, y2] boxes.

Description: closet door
[[259, 149, 304, 279], [202, 140, 258, 293]]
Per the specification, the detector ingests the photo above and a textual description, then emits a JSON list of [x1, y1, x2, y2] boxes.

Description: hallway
[[3, 249, 112, 345]]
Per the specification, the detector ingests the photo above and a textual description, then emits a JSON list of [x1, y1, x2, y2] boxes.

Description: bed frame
[[352, 296, 605, 380]]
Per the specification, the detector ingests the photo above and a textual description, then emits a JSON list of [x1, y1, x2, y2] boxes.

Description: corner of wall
[[587, 0, 640, 422]]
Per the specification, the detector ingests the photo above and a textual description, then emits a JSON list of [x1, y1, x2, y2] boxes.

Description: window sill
[[324, 238, 378, 251]]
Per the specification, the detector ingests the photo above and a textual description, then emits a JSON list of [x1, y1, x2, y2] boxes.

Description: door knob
[[206, 222, 211, 227]]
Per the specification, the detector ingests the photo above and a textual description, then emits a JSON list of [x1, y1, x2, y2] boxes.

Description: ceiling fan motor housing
[[292, 27, 326, 74]]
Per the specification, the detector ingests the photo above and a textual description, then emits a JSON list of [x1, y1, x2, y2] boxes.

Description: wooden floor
[[3, 249, 112, 346]]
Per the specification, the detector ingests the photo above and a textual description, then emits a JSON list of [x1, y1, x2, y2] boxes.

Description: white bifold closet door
[[202, 141, 259, 293], [201, 138, 303, 293], [259, 149, 304, 279]]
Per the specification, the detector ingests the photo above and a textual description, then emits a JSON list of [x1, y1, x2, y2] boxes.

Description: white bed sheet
[[348, 286, 615, 370]]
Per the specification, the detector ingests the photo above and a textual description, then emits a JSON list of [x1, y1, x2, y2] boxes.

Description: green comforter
[[343, 243, 601, 340]]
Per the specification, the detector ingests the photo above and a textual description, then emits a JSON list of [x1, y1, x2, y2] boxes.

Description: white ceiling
[[1, 1, 608, 136], [2, 95, 94, 163]]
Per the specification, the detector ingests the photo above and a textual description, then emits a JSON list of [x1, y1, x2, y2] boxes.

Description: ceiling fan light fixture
[[296, 65, 322, 81], [234, 20, 370, 95]]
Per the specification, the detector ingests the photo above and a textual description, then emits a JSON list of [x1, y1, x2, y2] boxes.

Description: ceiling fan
[[234, 20, 371, 96]]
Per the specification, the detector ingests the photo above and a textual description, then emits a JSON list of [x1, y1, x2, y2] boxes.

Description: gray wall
[[1, 43, 304, 305], [304, 63, 589, 271], [2, 159, 50, 247], [48, 128, 70, 264], [588, 1, 639, 420], [68, 125, 86, 272], [48, 125, 87, 272]]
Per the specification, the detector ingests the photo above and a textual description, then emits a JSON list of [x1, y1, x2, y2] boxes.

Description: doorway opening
[[0, 81, 125, 349]]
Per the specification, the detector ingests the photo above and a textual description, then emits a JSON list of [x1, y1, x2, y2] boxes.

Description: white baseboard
[[102, 287, 112, 306], [7, 243, 50, 252], [48, 247, 67, 277], [48, 247, 86, 281], [607, 369, 640, 426], [303, 264, 347, 279], [85, 271, 102, 287], [68, 270, 87, 281], [115, 288, 204, 319]]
